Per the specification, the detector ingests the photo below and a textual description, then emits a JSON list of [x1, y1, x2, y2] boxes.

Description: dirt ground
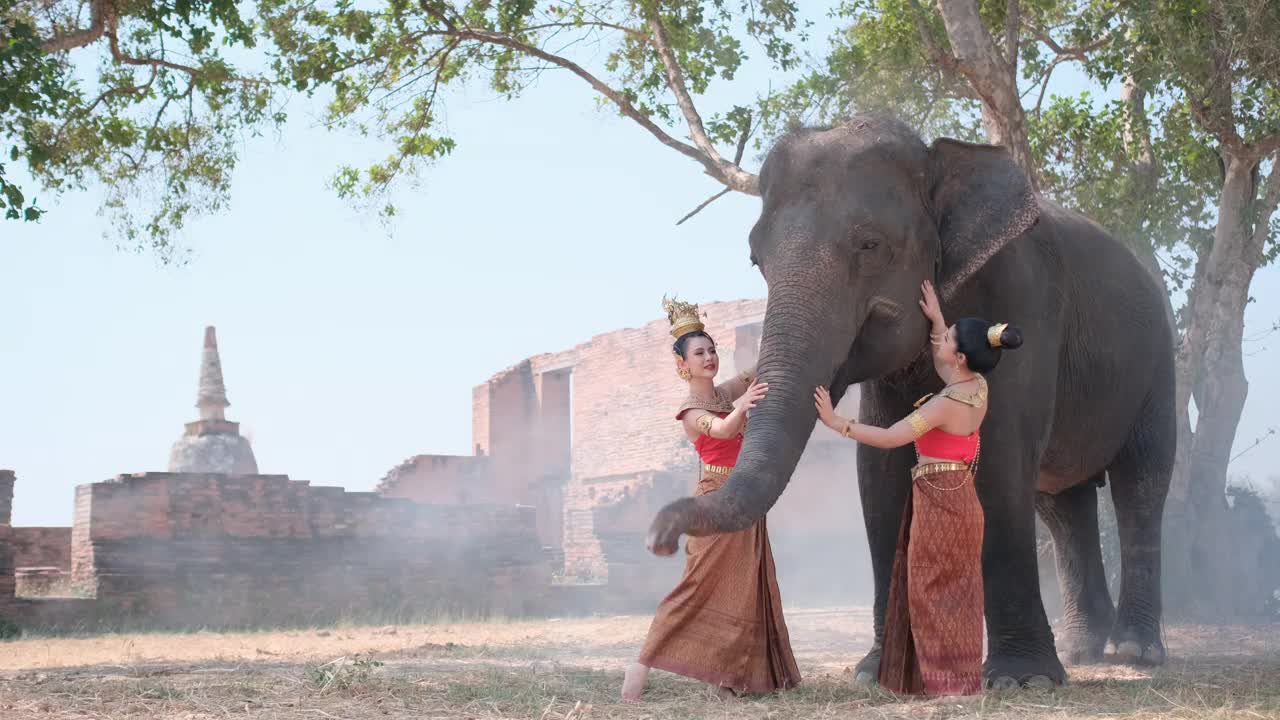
[[0, 607, 1277, 719]]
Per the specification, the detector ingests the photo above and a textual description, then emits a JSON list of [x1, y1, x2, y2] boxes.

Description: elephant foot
[[1055, 626, 1109, 665], [983, 652, 1067, 690], [1111, 627, 1165, 666], [851, 646, 881, 687]]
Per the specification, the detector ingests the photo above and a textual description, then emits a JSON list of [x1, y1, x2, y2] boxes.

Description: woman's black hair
[[673, 330, 714, 358], [954, 318, 1023, 373]]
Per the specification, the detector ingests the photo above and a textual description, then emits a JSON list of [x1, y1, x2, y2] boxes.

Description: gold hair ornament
[[662, 295, 706, 339], [988, 322, 1009, 348]]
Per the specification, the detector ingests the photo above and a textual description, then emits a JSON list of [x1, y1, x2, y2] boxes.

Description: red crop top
[[912, 376, 987, 463], [694, 420, 743, 466], [677, 390, 744, 467], [915, 427, 980, 463]]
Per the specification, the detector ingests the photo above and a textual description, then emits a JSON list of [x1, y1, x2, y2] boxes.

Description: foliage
[[259, 0, 809, 214], [756, 0, 983, 143], [1059, 0, 1280, 284], [1, 0, 281, 260], [1030, 92, 1219, 296]]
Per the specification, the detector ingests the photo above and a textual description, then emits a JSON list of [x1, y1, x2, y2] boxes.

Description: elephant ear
[[928, 138, 1040, 300]]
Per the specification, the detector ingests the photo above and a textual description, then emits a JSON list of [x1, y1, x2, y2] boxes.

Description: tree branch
[[645, 12, 758, 194], [676, 188, 731, 225], [1025, 23, 1114, 61], [1032, 54, 1067, 116], [906, 0, 978, 100], [416, 13, 760, 194], [39, 0, 110, 52], [1247, 153, 1280, 262], [1003, 0, 1020, 79], [676, 114, 754, 225]]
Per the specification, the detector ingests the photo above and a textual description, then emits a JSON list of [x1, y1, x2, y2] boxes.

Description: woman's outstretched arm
[[814, 387, 950, 449]]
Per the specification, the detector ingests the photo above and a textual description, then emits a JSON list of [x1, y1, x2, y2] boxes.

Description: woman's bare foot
[[621, 662, 649, 702]]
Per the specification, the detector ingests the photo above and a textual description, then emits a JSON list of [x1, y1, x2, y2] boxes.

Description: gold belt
[[910, 462, 970, 481], [703, 463, 733, 476]]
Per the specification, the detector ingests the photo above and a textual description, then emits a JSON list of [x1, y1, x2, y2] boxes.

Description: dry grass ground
[[0, 607, 1276, 719]]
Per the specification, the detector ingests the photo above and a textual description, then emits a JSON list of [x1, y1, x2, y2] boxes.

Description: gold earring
[[677, 367, 691, 381]]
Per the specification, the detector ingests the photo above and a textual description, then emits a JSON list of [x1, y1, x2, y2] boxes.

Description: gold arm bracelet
[[906, 410, 930, 438], [842, 419, 853, 438], [696, 414, 714, 436]]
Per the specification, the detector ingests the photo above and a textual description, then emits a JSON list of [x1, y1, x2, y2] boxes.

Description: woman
[[814, 280, 1022, 696], [621, 296, 802, 702]]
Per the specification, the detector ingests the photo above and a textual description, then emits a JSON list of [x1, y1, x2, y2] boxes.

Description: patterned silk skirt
[[637, 467, 802, 694], [878, 463, 985, 696]]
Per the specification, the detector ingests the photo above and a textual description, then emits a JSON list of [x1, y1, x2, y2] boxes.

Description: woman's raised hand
[[918, 280, 944, 325], [813, 386, 838, 428], [733, 379, 768, 412]]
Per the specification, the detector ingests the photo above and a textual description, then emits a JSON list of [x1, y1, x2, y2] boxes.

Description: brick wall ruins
[[380, 299, 870, 608], [11, 528, 71, 570], [2, 470, 551, 630], [1, 471, 15, 612]]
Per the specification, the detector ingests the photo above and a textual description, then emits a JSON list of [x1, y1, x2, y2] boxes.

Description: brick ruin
[[378, 299, 870, 609], [0, 328, 550, 631], [1, 304, 873, 631]]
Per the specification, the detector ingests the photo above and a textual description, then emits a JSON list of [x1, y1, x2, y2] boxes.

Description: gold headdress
[[662, 295, 705, 339], [988, 322, 1009, 348]]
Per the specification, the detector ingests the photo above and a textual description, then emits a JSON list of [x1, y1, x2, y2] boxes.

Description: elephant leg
[[851, 386, 917, 686], [979, 447, 1068, 689], [1106, 399, 1173, 666], [1033, 476, 1115, 665]]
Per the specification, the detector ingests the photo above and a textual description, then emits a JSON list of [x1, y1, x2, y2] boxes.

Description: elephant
[[645, 113, 1175, 688]]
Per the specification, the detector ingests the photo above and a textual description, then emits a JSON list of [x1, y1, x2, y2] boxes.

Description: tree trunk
[[1164, 149, 1280, 618], [935, 0, 1040, 189]]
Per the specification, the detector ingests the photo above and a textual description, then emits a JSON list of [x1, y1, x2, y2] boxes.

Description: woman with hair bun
[[814, 280, 1023, 696], [621, 296, 801, 702]]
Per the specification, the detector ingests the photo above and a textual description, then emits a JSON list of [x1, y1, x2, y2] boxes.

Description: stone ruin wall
[[379, 299, 871, 609], [1, 470, 551, 630], [11, 528, 72, 571]]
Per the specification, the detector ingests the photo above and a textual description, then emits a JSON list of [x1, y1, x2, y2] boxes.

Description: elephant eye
[[861, 239, 880, 251]]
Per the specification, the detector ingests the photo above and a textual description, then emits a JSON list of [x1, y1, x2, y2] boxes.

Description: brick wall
[[11, 528, 72, 570], [0, 469, 13, 525], [376, 455, 494, 505], [0, 470, 14, 608], [68, 472, 550, 628], [377, 298, 870, 603]]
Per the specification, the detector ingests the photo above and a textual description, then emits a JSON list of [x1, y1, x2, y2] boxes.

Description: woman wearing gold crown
[[620, 297, 802, 702], [814, 280, 1023, 696]]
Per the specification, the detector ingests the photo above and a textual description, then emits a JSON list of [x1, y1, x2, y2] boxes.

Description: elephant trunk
[[647, 274, 858, 554]]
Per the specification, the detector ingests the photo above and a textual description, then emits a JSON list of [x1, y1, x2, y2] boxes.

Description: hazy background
[[2, 11, 1278, 527]]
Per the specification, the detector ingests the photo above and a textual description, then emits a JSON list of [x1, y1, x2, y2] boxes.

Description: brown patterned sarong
[[879, 465, 985, 696], [637, 468, 802, 694]]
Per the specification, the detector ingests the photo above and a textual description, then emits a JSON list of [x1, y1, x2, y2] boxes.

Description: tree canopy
[[2, 0, 279, 259]]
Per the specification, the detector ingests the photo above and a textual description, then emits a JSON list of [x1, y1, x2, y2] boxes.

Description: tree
[[1082, 0, 1280, 617], [255, 0, 818, 218], [1, 0, 280, 260]]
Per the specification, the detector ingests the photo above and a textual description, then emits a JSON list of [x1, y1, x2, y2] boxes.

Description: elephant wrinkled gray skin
[[646, 115, 1175, 689]]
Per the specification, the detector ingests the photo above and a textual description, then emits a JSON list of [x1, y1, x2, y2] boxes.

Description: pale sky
[[2, 11, 1278, 526]]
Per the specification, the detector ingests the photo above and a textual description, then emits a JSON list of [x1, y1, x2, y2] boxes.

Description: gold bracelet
[[842, 419, 853, 438], [906, 410, 930, 437]]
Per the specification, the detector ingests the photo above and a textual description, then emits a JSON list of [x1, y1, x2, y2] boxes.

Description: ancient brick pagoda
[[168, 326, 259, 475], [0, 328, 551, 629]]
